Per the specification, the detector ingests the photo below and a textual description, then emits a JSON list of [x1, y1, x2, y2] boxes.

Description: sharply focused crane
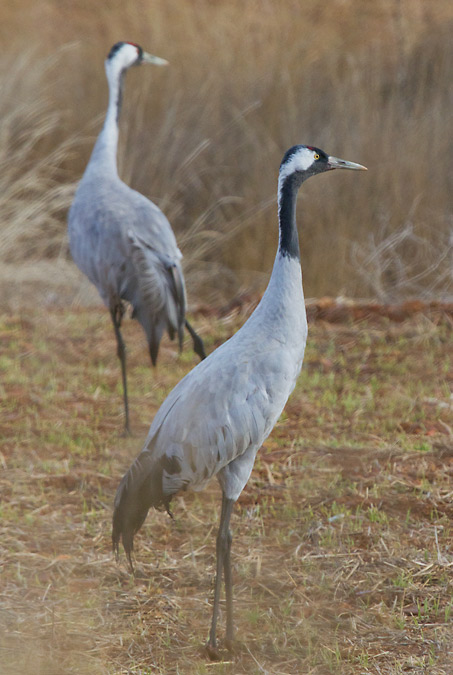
[[112, 144, 366, 655], [68, 42, 205, 434]]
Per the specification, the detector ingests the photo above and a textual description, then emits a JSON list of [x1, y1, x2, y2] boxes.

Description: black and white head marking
[[278, 145, 330, 189], [106, 42, 143, 70], [104, 42, 167, 124], [277, 145, 328, 260], [277, 144, 366, 259]]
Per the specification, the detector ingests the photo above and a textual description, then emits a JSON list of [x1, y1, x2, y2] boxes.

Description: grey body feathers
[[68, 165, 186, 361]]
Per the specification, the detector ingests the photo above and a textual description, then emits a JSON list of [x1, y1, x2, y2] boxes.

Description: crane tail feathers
[[149, 340, 159, 367], [127, 229, 186, 359], [112, 451, 168, 565]]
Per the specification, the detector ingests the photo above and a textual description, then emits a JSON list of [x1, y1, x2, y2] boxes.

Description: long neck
[[242, 170, 306, 346], [90, 65, 125, 173], [255, 172, 305, 319], [277, 174, 302, 260]]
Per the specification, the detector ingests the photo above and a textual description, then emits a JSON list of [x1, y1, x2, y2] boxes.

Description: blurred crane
[[112, 145, 366, 654], [68, 42, 206, 434]]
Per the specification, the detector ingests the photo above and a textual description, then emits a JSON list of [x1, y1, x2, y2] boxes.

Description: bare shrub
[[351, 220, 453, 302]]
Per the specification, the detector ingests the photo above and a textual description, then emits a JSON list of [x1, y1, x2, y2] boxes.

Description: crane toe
[[205, 637, 236, 662], [205, 641, 222, 661]]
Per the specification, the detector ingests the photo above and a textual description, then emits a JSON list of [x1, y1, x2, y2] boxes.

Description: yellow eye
[[314, 153, 320, 160]]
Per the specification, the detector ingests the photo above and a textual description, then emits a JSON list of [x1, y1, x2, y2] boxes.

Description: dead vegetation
[[1, 0, 453, 301], [1, 302, 453, 673]]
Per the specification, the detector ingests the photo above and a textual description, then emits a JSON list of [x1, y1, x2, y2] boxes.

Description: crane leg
[[110, 304, 130, 435], [207, 494, 235, 656], [185, 319, 206, 361]]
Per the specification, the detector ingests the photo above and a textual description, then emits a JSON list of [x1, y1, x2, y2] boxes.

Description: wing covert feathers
[[127, 230, 186, 357]]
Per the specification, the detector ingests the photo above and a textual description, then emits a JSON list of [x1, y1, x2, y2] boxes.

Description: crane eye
[[314, 153, 320, 160]]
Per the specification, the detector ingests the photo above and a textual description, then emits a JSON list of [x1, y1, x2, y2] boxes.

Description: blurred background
[[1, 0, 453, 307]]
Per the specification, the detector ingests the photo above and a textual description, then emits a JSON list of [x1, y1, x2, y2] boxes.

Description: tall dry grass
[[0, 49, 77, 263], [1, 0, 453, 301]]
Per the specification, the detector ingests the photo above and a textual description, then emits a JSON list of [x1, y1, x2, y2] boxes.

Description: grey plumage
[[112, 144, 367, 654], [68, 42, 205, 433]]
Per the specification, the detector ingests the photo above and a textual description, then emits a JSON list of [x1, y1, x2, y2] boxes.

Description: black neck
[[115, 71, 125, 124], [278, 174, 303, 260]]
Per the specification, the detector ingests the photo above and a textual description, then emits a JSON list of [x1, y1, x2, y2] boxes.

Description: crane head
[[279, 145, 367, 187], [106, 42, 168, 74]]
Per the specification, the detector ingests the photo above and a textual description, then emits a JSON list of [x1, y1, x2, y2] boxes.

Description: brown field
[[1, 301, 453, 674]]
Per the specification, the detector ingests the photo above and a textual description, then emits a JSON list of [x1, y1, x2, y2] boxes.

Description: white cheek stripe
[[107, 43, 139, 74], [278, 147, 314, 194]]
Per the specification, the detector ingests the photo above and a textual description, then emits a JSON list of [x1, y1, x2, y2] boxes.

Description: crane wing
[[112, 339, 295, 566], [127, 230, 186, 360], [142, 344, 291, 496], [128, 189, 183, 261]]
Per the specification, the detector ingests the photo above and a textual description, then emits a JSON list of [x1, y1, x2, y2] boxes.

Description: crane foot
[[205, 639, 235, 662], [205, 642, 221, 661], [224, 638, 235, 653]]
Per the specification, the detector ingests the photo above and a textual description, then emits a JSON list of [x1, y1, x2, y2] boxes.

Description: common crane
[[68, 42, 206, 434], [112, 145, 366, 654]]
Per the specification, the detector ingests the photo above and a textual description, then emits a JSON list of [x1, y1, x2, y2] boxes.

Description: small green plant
[[392, 570, 413, 589], [367, 504, 388, 525]]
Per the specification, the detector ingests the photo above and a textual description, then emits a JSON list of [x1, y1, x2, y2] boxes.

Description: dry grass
[[1, 301, 453, 673], [0, 0, 453, 301], [0, 48, 78, 263]]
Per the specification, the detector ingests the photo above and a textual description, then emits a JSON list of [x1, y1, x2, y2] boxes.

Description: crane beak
[[327, 156, 367, 171], [142, 52, 169, 66]]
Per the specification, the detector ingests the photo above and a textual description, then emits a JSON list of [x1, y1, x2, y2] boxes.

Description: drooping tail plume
[[112, 451, 167, 569]]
